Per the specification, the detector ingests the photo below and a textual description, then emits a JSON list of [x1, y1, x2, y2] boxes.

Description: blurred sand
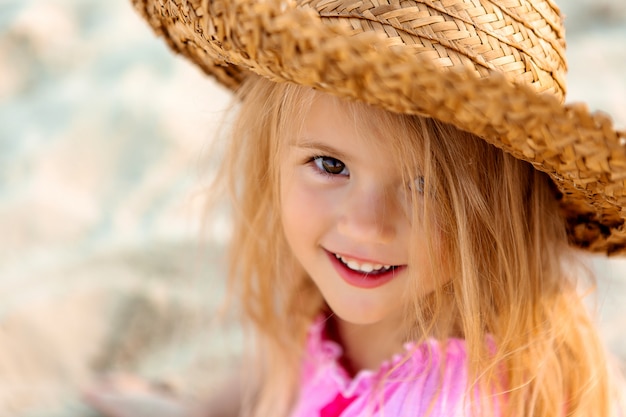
[[0, 0, 625, 416]]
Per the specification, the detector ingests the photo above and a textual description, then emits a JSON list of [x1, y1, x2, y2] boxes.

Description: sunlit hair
[[209, 74, 617, 417]]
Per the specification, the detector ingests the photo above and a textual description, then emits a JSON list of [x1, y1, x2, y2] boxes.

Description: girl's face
[[280, 93, 439, 326]]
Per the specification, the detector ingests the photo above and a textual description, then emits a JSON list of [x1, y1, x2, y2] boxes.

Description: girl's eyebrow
[[292, 139, 348, 160]]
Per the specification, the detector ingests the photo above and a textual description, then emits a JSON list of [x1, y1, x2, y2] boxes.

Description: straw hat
[[131, 0, 626, 255]]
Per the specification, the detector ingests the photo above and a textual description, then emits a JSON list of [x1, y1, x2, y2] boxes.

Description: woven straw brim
[[132, 0, 626, 255]]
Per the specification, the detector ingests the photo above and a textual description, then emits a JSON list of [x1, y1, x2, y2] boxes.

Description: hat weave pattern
[[307, 0, 567, 99], [132, 0, 626, 255]]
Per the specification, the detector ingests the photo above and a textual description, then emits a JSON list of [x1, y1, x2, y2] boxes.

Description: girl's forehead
[[299, 92, 400, 139], [277, 86, 424, 174], [298, 98, 383, 151]]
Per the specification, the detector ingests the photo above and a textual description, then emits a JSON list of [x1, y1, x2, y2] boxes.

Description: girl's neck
[[327, 314, 407, 377]]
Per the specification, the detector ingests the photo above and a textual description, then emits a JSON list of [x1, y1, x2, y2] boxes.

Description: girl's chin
[[323, 298, 400, 326]]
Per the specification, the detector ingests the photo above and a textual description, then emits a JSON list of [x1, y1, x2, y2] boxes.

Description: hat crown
[[303, 0, 567, 101]]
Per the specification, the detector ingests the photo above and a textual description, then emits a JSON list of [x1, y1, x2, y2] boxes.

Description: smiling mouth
[[332, 253, 401, 275]]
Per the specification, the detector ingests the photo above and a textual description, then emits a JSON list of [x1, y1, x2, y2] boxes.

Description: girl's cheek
[[281, 169, 341, 226], [281, 170, 320, 211], [292, 174, 337, 211]]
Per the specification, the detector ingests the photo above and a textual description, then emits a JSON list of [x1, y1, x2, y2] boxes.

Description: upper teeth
[[335, 254, 392, 273]]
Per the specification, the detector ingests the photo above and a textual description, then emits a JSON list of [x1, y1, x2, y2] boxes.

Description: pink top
[[289, 317, 478, 417]]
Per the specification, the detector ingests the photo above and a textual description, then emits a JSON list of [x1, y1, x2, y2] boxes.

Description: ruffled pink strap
[[320, 392, 357, 417], [290, 316, 480, 417]]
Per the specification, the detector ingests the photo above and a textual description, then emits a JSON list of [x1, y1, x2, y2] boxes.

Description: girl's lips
[[325, 250, 406, 289]]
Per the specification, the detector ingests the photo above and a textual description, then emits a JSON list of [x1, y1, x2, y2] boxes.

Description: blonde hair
[[209, 75, 617, 417]]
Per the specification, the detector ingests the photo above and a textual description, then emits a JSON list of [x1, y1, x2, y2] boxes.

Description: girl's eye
[[408, 176, 425, 194], [312, 156, 349, 176]]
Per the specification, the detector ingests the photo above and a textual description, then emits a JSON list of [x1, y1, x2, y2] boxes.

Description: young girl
[[86, 0, 626, 416]]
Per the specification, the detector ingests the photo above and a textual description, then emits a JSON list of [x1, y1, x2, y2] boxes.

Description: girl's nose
[[337, 186, 397, 244]]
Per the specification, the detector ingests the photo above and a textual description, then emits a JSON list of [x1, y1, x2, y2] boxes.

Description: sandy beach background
[[1, 1, 625, 416]]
